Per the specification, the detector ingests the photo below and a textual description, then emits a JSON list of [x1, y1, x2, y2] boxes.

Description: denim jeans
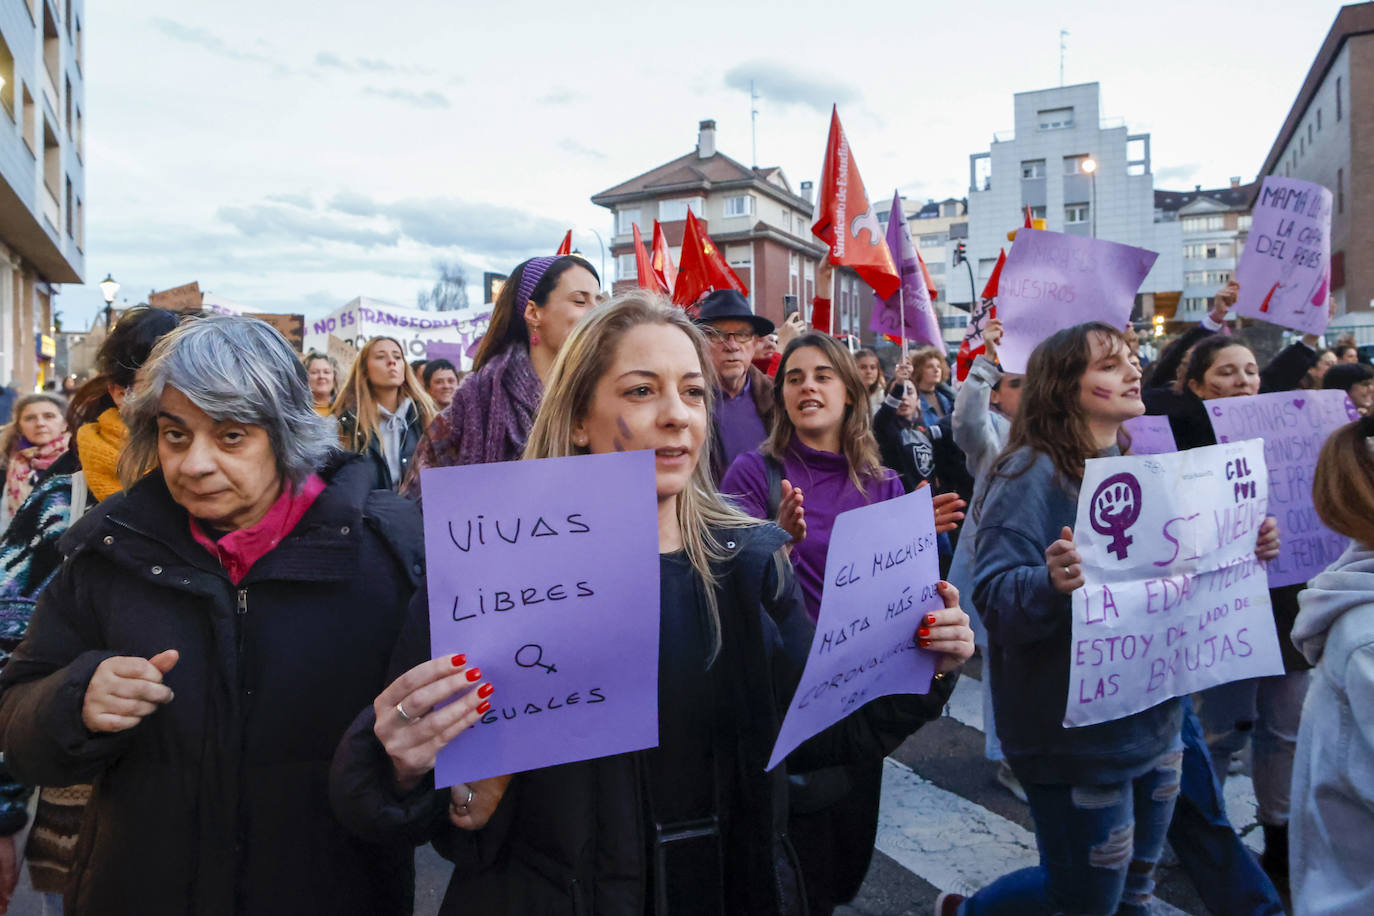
[[960, 749, 1183, 916], [1196, 671, 1310, 826], [1167, 696, 1285, 915]]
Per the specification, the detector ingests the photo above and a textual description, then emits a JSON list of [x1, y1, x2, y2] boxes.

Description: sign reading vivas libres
[[1064, 440, 1282, 728], [420, 451, 661, 788]]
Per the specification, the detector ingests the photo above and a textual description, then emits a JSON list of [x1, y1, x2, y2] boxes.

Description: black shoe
[[1259, 822, 1289, 895]]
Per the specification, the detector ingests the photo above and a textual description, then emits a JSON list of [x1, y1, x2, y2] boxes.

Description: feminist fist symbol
[[1090, 473, 1143, 561]]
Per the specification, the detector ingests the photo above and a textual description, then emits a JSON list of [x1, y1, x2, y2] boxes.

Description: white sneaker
[[996, 760, 1028, 803]]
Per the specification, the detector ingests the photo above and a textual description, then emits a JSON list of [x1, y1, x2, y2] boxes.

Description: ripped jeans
[[960, 749, 1183, 916]]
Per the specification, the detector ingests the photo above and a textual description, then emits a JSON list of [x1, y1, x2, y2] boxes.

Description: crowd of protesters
[[0, 256, 1366, 916]]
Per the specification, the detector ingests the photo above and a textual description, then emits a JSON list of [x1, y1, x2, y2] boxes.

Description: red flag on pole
[[651, 220, 678, 293], [632, 224, 665, 293], [1023, 206, 1033, 229], [955, 248, 1006, 381], [810, 107, 900, 304], [557, 230, 572, 255], [672, 211, 747, 307]]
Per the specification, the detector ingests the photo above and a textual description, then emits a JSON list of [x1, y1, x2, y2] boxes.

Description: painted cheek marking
[[612, 438, 626, 452], [616, 416, 633, 439], [1091, 386, 1113, 400]]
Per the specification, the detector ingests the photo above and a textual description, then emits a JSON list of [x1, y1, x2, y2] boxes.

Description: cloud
[[537, 88, 581, 105], [361, 86, 451, 109], [558, 138, 607, 160], [723, 61, 858, 113], [265, 192, 314, 209], [325, 192, 568, 260], [1155, 163, 1205, 187], [151, 19, 283, 70], [315, 51, 436, 77], [217, 202, 402, 248]]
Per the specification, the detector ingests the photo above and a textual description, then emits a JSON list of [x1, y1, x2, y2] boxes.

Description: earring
[[573, 432, 587, 446], [529, 330, 541, 347]]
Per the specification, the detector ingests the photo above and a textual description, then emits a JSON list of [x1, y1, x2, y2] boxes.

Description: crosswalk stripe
[[876, 757, 1192, 915]]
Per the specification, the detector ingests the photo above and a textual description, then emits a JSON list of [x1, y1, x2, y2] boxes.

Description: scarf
[[189, 474, 327, 585], [403, 346, 542, 499], [76, 407, 128, 502], [5, 433, 70, 516]]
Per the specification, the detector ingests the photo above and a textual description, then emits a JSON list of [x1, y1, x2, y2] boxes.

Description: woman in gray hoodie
[[1289, 415, 1374, 916]]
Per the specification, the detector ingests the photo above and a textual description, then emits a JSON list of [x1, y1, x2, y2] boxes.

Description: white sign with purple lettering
[[1234, 177, 1333, 336], [1064, 440, 1282, 728]]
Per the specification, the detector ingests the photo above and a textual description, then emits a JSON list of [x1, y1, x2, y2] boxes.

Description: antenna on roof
[[1059, 29, 1069, 86], [750, 80, 760, 169]]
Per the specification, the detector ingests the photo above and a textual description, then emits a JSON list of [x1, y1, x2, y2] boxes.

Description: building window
[[919, 233, 944, 247], [65, 175, 73, 237], [927, 261, 946, 275], [0, 32, 13, 120], [75, 17, 82, 72], [723, 195, 753, 218], [74, 106, 82, 160], [21, 82, 35, 154], [1238, 214, 1252, 231], [1337, 77, 1342, 121], [1038, 107, 1074, 130], [1181, 215, 1225, 232], [1064, 154, 1091, 175], [1065, 203, 1090, 224], [1317, 109, 1322, 131], [1308, 123, 1313, 144], [64, 75, 72, 137], [1021, 159, 1045, 179], [42, 2, 60, 90], [75, 196, 83, 250], [1185, 271, 1205, 285], [43, 117, 61, 199], [659, 198, 703, 222], [1338, 168, 1344, 215], [795, 216, 806, 236], [616, 253, 637, 281], [616, 208, 640, 235]]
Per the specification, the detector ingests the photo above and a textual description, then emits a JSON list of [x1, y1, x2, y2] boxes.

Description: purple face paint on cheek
[[616, 416, 633, 440], [1091, 386, 1113, 400]]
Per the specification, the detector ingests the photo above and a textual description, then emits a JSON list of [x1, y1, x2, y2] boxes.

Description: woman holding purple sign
[[332, 293, 974, 916], [937, 321, 1281, 916], [402, 255, 600, 499]]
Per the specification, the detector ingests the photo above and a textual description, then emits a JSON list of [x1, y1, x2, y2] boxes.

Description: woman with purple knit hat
[[401, 255, 600, 496]]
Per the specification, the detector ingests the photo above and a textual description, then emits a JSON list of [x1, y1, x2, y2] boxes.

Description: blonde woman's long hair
[[523, 290, 760, 663], [764, 333, 886, 496], [331, 336, 437, 454]]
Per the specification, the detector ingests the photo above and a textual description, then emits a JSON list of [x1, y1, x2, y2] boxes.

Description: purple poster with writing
[[996, 229, 1157, 374], [1234, 177, 1333, 336], [420, 451, 661, 787], [767, 486, 941, 770], [1122, 415, 1177, 455], [1206, 389, 1356, 588], [425, 341, 466, 364], [1066, 441, 1281, 727]]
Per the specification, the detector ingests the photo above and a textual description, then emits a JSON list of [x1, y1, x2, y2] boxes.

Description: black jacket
[[338, 402, 425, 491], [330, 524, 955, 915], [0, 452, 425, 916]]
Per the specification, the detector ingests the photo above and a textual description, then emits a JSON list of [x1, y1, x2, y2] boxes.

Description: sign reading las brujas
[[304, 297, 492, 371]]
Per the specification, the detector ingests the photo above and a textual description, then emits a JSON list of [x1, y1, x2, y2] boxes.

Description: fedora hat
[[692, 289, 774, 336]]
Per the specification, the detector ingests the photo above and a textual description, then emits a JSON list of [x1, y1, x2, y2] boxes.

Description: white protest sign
[[996, 229, 1158, 374], [304, 297, 491, 371], [1065, 440, 1282, 728], [768, 486, 941, 770], [1234, 177, 1333, 336]]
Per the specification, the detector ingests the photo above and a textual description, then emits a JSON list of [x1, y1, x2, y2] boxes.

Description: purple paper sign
[[996, 229, 1158, 373], [767, 486, 941, 770], [869, 192, 943, 346], [1234, 177, 1333, 336], [420, 451, 661, 787], [425, 341, 466, 364], [1206, 390, 1354, 588], [1122, 415, 1177, 455]]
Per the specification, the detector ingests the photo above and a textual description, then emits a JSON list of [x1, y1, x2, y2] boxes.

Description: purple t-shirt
[[715, 376, 769, 473], [721, 438, 903, 621]]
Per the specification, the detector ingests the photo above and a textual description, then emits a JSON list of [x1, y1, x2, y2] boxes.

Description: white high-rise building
[[966, 83, 1181, 323]]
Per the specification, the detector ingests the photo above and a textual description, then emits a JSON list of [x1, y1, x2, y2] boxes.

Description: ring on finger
[[396, 702, 420, 723]]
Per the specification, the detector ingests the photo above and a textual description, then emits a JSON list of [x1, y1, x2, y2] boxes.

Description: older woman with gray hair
[[0, 316, 429, 916]]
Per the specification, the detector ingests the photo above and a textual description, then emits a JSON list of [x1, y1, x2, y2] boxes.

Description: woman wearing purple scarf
[[402, 255, 600, 496]]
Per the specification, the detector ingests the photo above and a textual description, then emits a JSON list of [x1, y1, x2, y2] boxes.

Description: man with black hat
[[694, 289, 776, 482]]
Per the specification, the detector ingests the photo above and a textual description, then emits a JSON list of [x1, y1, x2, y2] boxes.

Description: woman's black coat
[[337, 402, 425, 491], [0, 452, 425, 916], [330, 524, 955, 915]]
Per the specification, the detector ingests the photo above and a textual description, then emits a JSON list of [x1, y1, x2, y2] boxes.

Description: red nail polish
[[466, 667, 482, 682], [919, 638, 932, 648], [918, 627, 930, 638], [477, 682, 494, 698], [450, 654, 466, 668], [476, 701, 490, 714], [925, 614, 937, 626]]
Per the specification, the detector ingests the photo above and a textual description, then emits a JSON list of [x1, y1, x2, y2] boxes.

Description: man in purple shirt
[[694, 289, 777, 482]]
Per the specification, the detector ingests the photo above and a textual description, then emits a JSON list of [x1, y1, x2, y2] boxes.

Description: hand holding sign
[[1046, 526, 1084, 593], [925, 582, 975, 673], [1255, 516, 1281, 562], [373, 653, 491, 791]]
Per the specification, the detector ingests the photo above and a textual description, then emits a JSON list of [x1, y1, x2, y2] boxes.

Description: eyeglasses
[[703, 328, 756, 345]]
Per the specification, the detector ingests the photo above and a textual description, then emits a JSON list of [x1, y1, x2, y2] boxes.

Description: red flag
[[672, 211, 747, 307], [1023, 206, 1033, 229], [632, 224, 665, 293], [811, 107, 900, 302], [651, 220, 678, 293], [556, 230, 572, 255], [956, 249, 1006, 381]]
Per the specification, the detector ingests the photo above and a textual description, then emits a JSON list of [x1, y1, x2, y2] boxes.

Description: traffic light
[[952, 241, 967, 265]]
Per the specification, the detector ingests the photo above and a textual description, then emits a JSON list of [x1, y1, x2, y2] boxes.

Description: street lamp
[[98, 273, 120, 330], [1081, 157, 1098, 238]]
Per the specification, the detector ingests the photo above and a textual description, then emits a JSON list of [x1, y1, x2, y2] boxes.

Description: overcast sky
[[61, 0, 1347, 328]]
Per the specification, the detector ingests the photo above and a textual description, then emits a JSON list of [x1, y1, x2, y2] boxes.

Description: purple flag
[[869, 192, 942, 346]]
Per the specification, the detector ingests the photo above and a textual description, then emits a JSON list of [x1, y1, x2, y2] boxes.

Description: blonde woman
[[333, 292, 973, 915], [332, 336, 436, 491], [303, 350, 342, 416]]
